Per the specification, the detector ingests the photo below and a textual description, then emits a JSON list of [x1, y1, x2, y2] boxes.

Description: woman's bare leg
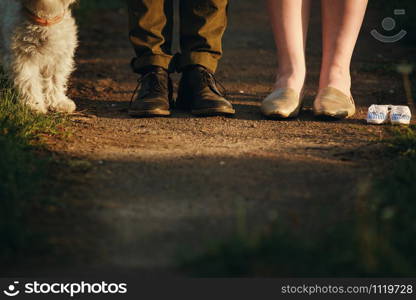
[[320, 0, 368, 95], [267, 0, 311, 94]]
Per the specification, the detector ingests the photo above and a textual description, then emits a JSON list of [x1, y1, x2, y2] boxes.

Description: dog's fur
[[0, 0, 78, 113]]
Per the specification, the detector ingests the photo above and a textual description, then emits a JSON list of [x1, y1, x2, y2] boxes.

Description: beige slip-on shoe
[[261, 88, 303, 118], [313, 87, 356, 119]]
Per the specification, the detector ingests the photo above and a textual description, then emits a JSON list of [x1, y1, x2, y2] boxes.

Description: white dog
[[0, 0, 78, 113]]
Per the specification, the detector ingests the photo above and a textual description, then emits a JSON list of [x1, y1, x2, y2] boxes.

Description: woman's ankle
[[319, 67, 352, 96], [273, 69, 306, 94]]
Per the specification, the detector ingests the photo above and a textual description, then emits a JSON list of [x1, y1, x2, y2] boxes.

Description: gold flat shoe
[[261, 88, 303, 118], [313, 87, 356, 119]]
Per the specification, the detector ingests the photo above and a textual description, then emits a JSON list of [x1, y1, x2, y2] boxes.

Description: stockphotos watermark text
[[2, 281, 127, 297]]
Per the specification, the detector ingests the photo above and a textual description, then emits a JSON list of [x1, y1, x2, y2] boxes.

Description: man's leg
[[128, 0, 173, 72], [178, 0, 228, 73], [176, 0, 234, 116], [127, 0, 174, 117]]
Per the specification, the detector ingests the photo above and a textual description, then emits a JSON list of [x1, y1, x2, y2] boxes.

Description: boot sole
[[128, 109, 171, 117], [191, 107, 236, 117]]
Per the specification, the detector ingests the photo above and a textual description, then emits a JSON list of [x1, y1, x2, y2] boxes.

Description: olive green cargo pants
[[128, 0, 228, 73]]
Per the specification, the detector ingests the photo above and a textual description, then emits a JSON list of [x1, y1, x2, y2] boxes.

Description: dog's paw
[[51, 97, 77, 114], [26, 101, 48, 114]]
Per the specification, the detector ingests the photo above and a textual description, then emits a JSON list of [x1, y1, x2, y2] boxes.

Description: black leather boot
[[129, 67, 172, 117], [176, 66, 235, 116]]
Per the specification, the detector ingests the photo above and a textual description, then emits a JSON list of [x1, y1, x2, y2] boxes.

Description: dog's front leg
[[10, 58, 48, 114], [44, 64, 76, 114]]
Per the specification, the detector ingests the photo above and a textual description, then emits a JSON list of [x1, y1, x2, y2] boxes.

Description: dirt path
[[23, 1, 412, 274]]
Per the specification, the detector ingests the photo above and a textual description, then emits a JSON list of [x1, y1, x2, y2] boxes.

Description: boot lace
[[200, 68, 227, 97], [130, 71, 165, 107]]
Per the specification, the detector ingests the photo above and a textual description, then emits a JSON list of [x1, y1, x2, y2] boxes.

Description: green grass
[[0, 0, 119, 265], [0, 0, 123, 266], [0, 69, 65, 263], [179, 126, 416, 277]]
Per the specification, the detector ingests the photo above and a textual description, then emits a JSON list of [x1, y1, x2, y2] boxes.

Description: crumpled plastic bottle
[[390, 105, 412, 125], [367, 105, 412, 125], [367, 104, 390, 124]]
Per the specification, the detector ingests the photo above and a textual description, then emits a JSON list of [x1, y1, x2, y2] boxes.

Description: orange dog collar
[[23, 7, 65, 27]]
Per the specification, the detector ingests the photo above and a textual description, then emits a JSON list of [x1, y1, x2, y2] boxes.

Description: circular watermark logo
[[3, 281, 20, 297], [371, 9, 407, 43]]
